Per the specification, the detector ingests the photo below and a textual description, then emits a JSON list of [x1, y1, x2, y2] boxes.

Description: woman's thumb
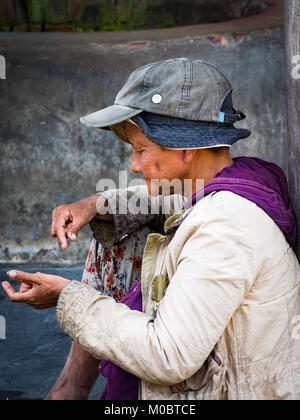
[[67, 229, 77, 241]]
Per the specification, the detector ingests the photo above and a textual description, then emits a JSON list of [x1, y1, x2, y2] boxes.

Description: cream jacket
[[56, 189, 300, 400]]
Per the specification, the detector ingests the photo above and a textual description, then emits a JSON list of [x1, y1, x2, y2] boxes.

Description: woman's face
[[125, 121, 188, 195]]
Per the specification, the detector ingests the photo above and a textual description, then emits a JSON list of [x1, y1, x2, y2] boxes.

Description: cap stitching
[[178, 59, 193, 119], [129, 62, 161, 108], [206, 122, 219, 146], [125, 112, 250, 149], [194, 64, 231, 122]]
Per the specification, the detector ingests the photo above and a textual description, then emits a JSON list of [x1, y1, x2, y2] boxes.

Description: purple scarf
[[99, 156, 296, 400], [184, 156, 296, 247], [98, 280, 142, 400]]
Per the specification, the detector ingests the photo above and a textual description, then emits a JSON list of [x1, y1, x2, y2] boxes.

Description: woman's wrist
[[93, 194, 113, 221]]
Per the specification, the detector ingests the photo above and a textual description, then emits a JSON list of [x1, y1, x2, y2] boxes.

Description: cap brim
[[131, 113, 251, 149], [80, 104, 142, 128]]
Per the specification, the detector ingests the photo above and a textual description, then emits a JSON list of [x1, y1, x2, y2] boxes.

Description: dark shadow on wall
[[0, 0, 272, 32]]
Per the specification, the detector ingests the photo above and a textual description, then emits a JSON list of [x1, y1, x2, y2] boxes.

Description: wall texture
[[285, 0, 300, 261], [0, 25, 286, 265], [0, 0, 270, 31]]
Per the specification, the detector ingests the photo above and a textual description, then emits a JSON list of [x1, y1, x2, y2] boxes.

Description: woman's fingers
[[51, 206, 77, 249], [19, 282, 32, 293], [67, 229, 77, 242], [2, 281, 34, 303], [51, 197, 100, 249], [56, 226, 69, 249], [2, 271, 34, 302], [2, 271, 70, 309], [6, 270, 41, 285]]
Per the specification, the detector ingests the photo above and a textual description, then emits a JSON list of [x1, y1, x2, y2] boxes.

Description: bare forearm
[[45, 341, 100, 400], [91, 186, 185, 244], [83, 194, 113, 222]]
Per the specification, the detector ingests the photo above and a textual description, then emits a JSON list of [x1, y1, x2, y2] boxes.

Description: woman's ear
[[181, 149, 195, 164]]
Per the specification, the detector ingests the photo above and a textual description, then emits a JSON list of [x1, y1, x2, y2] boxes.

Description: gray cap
[[80, 57, 245, 131]]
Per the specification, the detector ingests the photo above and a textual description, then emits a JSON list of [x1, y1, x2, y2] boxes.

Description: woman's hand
[[51, 195, 113, 249], [51, 195, 99, 249], [2, 270, 70, 309]]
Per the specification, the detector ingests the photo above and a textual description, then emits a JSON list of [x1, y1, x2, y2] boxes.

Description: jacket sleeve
[[56, 196, 259, 385], [89, 185, 184, 246]]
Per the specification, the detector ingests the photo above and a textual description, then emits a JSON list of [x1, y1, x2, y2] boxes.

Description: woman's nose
[[130, 150, 141, 173]]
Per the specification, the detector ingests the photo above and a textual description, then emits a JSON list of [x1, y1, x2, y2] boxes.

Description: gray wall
[[285, 1, 300, 261], [0, 27, 286, 264]]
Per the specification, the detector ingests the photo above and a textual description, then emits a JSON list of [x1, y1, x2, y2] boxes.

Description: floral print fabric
[[81, 225, 151, 302]]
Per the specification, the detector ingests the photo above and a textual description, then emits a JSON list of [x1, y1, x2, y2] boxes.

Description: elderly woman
[[3, 58, 300, 400]]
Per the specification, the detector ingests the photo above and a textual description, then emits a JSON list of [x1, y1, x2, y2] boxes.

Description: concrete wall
[[0, 0, 270, 31], [0, 25, 286, 265], [285, 0, 300, 261]]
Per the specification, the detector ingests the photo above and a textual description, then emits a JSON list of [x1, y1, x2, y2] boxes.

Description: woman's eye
[[133, 147, 145, 155]]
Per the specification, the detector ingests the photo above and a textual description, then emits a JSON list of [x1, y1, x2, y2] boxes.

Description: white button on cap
[[152, 94, 162, 104]]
